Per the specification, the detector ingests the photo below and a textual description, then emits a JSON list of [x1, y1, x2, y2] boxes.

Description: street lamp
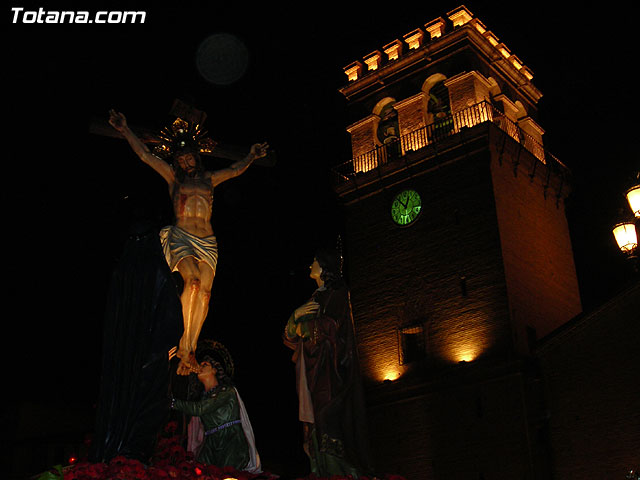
[[613, 175, 639, 268], [626, 184, 640, 218], [612, 222, 637, 256]]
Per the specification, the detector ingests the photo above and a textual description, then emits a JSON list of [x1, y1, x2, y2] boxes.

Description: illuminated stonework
[[498, 43, 511, 59], [346, 116, 379, 173], [517, 116, 546, 161], [383, 40, 402, 61], [382, 367, 403, 383], [364, 51, 382, 71], [447, 5, 473, 27], [471, 18, 487, 34], [440, 310, 495, 364], [485, 31, 500, 47], [510, 55, 523, 70], [403, 29, 424, 50], [452, 349, 478, 363], [342, 5, 536, 84], [446, 337, 484, 363], [425, 17, 446, 39], [344, 61, 362, 82]]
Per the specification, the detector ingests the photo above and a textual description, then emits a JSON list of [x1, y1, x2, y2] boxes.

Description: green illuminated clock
[[391, 189, 422, 226]]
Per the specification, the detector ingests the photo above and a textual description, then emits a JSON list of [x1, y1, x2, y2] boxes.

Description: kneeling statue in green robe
[[171, 344, 261, 473]]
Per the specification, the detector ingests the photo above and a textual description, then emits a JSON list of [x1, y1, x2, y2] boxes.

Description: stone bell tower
[[331, 6, 582, 479]]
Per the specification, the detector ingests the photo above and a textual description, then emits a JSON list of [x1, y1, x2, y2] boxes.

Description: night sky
[[5, 1, 639, 472]]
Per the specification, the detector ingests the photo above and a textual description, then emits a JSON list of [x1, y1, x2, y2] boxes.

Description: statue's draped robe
[[90, 222, 183, 463], [284, 284, 373, 477], [173, 386, 261, 472]]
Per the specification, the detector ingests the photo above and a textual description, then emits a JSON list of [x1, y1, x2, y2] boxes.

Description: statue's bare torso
[[172, 174, 215, 238]]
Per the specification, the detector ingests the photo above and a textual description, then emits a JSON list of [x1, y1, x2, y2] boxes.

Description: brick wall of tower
[[396, 93, 426, 137], [348, 116, 377, 160], [488, 128, 582, 345], [445, 71, 492, 115], [344, 146, 513, 385]]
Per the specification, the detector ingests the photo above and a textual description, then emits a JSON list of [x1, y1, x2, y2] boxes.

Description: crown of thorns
[[153, 117, 217, 159]]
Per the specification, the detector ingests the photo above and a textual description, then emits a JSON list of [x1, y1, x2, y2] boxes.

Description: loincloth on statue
[[159, 225, 218, 273]]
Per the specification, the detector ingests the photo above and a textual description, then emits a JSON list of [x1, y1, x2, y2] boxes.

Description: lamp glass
[[626, 185, 640, 218], [612, 222, 638, 253]]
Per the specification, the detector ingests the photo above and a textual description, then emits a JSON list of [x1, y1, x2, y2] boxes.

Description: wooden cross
[[89, 98, 276, 167]]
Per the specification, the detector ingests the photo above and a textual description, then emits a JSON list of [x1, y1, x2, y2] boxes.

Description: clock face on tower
[[391, 189, 422, 226]]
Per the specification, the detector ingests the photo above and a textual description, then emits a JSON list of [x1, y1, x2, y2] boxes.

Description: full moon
[[196, 33, 249, 86]]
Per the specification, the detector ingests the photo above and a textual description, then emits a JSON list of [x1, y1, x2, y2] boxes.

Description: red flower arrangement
[[38, 421, 407, 480]]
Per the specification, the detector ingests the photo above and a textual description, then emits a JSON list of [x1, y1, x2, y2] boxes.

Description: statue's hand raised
[[249, 142, 269, 160], [294, 300, 320, 320], [108, 109, 128, 132]]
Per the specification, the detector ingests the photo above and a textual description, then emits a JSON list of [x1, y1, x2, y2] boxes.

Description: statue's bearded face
[[175, 152, 201, 177]]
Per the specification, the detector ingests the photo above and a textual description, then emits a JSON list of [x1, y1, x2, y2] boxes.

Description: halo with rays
[[152, 117, 217, 159]]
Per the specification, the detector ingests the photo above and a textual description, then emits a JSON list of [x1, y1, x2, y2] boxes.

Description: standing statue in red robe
[[284, 248, 373, 477]]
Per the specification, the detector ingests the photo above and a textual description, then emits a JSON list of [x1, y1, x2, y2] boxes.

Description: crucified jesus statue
[[109, 109, 268, 375]]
